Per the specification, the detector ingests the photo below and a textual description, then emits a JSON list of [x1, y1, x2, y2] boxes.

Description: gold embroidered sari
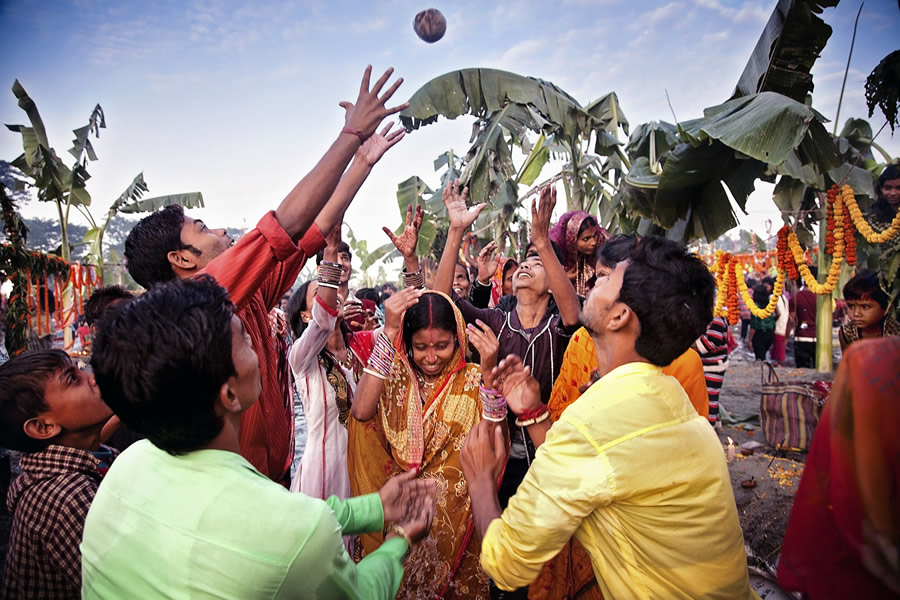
[[348, 291, 489, 599]]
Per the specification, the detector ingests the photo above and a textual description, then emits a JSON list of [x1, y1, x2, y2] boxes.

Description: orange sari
[[348, 291, 489, 599]]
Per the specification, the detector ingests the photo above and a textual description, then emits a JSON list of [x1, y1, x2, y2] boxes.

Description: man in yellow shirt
[[462, 236, 755, 599]]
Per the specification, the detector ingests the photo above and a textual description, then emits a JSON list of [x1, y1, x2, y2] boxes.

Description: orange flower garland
[[840, 184, 900, 244], [725, 257, 740, 325], [714, 251, 730, 316], [843, 204, 857, 266], [825, 185, 837, 254], [787, 187, 844, 295], [777, 226, 799, 280]]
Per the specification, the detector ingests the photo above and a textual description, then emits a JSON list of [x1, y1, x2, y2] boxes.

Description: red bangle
[[341, 126, 370, 144], [518, 405, 547, 421]]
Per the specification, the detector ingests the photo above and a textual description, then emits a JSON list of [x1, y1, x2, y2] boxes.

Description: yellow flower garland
[[840, 184, 900, 244], [713, 251, 729, 317], [735, 263, 785, 319]]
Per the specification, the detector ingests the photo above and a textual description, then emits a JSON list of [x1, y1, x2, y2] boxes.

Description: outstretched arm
[[530, 186, 580, 328], [274, 66, 408, 241], [434, 181, 486, 295]]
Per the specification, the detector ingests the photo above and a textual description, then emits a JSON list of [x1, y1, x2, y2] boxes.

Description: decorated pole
[[816, 203, 834, 372]]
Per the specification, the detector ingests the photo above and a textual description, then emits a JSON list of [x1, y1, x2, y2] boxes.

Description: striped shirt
[[201, 211, 325, 483], [2, 444, 116, 600]]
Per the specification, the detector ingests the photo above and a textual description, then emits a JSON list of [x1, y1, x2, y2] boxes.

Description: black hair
[[124, 204, 192, 289], [873, 164, 900, 222], [502, 259, 518, 277], [0, 350, 71, 452], [597, 235, 638, 268], [535, 240, 566, 265], [356, 288, 381, 304], [84, 285, 134, 327], [843, 269, 890, 309], [91, 275, 236, 455], [752, 284, 770, 309], [455, 262, 471, 282], [616, 236, 716, 366], [762, 276, 776, 288], [315, 242, 351, 265], [286, 280, 353, 342], [402, 294, 458, 363], [578, 216, 599, 235]]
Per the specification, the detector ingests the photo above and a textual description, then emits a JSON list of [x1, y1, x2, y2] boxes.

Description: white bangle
[[514, 411, 550, 427]]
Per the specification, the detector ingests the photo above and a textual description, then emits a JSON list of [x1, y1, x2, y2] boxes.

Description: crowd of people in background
[[1, 66, 899, 600]]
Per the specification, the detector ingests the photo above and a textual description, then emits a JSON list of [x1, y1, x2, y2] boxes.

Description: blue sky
[[2, 0, 898, 271]]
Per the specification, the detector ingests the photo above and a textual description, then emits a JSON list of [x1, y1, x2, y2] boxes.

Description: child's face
[[846, 295, 886, 331], [41, 363, 113, 434]]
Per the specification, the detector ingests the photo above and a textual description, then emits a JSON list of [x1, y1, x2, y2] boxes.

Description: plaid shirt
[[1, 444, 116, 600]]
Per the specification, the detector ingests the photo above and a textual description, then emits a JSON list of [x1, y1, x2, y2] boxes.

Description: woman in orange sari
[[349, 288, 492, 599]]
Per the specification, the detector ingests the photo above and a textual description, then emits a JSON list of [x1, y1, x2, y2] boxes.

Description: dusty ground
[[715, 330, 837, 583]]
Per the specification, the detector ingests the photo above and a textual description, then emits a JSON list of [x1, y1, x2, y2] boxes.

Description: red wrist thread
[[518, 405, 548, 421], [341, 126, 370, 144]]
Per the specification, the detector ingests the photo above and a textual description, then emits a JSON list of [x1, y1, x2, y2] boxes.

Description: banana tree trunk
[[815, 217, 833, 372], [61, 281, 75, 352]]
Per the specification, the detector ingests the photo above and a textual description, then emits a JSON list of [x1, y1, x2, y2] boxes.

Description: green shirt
[[81, 440, 407, 599], [750, 312, 775, 331]]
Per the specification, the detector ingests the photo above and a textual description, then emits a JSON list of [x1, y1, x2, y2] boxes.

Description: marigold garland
[[725, 258, 740, 325], [714, 251, 731, 317], [840, 184, 900, 244], [736, 263, 785, 319]]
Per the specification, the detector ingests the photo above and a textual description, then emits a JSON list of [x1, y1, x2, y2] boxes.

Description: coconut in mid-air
[[414, 8, 446, 43]]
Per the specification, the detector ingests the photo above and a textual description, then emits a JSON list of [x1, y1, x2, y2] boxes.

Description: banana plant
[[6, 81, 203, 268]]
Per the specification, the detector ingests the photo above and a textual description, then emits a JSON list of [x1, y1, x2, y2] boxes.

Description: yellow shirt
[[481, 362, 754, 599]]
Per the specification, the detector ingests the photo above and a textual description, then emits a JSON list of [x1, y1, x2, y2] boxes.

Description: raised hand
[[443, 180, 486, 231], [466, 320, 499, 387], [383, 204, 424, 258], [384, 286, 422, 339], [356, 122, 405, 167], [530, 184, 557, 244], [476, 241, 500, 284], [490, 355, 542, 417], [461, 419, 507, 487], [340, 66, 408, 139], [378, 469, 437, 523]]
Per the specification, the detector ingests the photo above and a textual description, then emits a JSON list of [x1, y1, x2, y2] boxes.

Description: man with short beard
[[461, 237, 755, 599]]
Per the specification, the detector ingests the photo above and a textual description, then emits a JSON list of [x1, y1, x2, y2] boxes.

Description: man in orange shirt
[[123, 67, 406, 484]]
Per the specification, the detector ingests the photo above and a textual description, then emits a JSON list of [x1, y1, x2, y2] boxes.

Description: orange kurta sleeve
[[662, 348, 709, 419]]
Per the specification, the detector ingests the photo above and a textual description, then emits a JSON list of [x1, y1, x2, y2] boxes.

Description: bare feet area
[[716, 334, 836, 591]]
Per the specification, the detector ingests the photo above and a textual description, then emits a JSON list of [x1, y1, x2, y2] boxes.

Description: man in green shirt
[[84, 276, 435, 599]]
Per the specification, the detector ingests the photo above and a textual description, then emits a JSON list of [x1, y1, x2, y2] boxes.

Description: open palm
[[383, 204, 424, 258], [443, 180, 486, 230], [357, 122, 405, 166]]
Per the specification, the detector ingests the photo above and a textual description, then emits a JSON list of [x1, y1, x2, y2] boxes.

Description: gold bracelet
[[514, 410, 550, 427], [386, 523, 413, 555]]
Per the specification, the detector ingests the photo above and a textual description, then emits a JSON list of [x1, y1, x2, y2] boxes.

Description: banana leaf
[[731, 0, 839, 103], [117, 192, 204, 214], [400, 68, 593, 139]]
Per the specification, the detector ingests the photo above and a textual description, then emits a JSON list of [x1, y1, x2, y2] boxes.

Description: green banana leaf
[[117, 192, 204, 214], [731, 0, 838, 103], [399, 68, 593, 139]]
